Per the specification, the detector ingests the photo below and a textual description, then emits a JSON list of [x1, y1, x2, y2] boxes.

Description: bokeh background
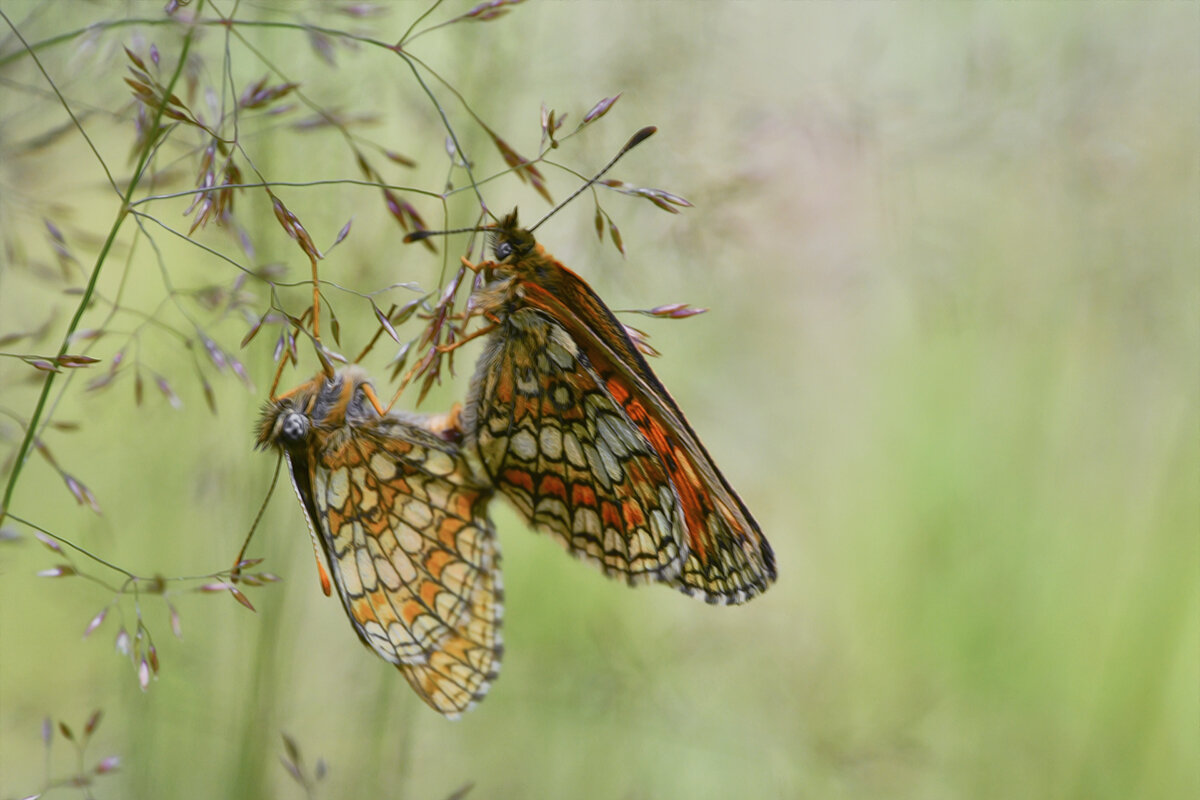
[[1, 2, 1196, 798]]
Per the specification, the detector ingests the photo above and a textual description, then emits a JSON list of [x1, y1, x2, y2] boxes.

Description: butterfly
[[257, 365, 502, 718], [458, 210, 776, 604]]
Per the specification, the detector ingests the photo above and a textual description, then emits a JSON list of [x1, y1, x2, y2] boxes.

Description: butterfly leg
[[435, 321, 498, 353], [267, 346, 292, 402]]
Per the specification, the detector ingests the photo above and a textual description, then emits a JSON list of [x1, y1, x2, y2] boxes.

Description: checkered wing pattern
[[464, 212, 776, 604], [464, 309, 689, 585], [259, 368, 501, 718]]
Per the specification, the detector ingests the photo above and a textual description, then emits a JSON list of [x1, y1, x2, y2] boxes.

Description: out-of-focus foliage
[[0, 2, 1195, 799]]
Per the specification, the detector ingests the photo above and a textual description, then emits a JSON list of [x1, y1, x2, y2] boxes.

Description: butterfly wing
[[464, 308, 690, 586], [473, 251, 775, 604], [532, 276, 775, 603], [270, 372, 502, 718]]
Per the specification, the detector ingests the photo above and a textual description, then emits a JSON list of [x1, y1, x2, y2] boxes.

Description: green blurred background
[[1, 2, 1196, 798]]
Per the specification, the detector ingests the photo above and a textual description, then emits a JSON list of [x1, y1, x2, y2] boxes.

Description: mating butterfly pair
[[258, 211, 776, 717]]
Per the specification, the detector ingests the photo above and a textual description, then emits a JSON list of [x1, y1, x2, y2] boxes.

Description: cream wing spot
[[426, 482, 451, 514], [404, 499, 434, 531], [657, 485, 678, 515], [510, 428, 538, 462], [595, 438, 624, 484], [583, 443, 612, 490], [563, 430, 586, 468], [596, 415, 630, 459], [637, 529, 660, 561], [423, 449, 456, 477], [603, 526, 623, 557], [616, 415, 647, 455], [340, 556, 363, 595], [397, 523, 422, 555], [356, 548, 378, 591], [374, 555, 401, 591], [539, 425, 563, 460], [369, 451, 396, 480], [326, 467, 350, 507], [546, 324, 579, 356], [650, 509, 672, 542], [572, 506, 601, 537], [546, 338, 576, 369], [392, 548, 418, 584]]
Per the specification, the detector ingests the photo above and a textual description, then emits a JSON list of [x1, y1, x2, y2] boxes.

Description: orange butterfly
[[457, 209, 776, 603], [257, 366, 502, 717]]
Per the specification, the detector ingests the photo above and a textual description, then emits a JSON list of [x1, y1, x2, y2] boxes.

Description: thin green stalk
[[0, 9, 201, 524]]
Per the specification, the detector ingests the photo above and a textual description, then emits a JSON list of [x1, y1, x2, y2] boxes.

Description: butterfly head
[[489, 209, 536, 264], [277, 409, 310, 444], [256, 367, 376, 451], [470, 209, 541, 316]]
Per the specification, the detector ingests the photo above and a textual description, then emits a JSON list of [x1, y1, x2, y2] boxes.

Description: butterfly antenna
[[528, 125, 657, 234], [403, 210, 495, 245]]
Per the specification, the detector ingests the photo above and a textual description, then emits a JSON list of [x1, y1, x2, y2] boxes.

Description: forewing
[[303, 415, 502, 717], [465, 311, 688, 585]]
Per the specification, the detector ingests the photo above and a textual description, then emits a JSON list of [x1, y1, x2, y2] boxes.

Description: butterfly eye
[[279, 411, 309, 443], [494, 241, 513, 260]]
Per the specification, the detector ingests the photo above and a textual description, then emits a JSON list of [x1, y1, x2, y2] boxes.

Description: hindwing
[[464, 308, 689, 585]]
